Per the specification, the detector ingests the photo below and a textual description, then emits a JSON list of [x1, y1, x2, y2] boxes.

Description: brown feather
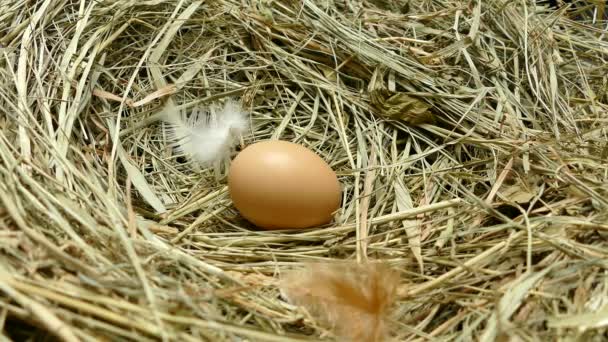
[[280, 261, 400, 342]]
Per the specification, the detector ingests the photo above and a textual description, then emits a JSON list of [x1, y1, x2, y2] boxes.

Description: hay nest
[[1, 0, 607, 341]]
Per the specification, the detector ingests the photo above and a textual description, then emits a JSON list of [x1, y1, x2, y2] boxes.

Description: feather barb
[[280, 261, 400, 342]]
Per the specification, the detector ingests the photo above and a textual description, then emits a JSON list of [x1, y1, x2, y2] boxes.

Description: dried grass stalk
[[1, 0, 607, 340]]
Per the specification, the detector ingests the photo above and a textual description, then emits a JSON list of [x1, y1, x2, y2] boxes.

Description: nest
[[0, 0, 607, 341]]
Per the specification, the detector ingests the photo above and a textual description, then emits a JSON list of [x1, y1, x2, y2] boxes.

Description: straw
[[0, 0, 607, 340]]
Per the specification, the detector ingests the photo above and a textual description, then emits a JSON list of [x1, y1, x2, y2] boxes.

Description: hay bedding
[[0, 0, 607, 341]]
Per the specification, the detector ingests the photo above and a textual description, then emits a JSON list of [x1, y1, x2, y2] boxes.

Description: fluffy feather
[[280, 261, 400, 342], [164, 98, 249, 166]]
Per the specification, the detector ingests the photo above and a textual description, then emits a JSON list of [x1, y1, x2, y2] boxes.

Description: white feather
[[164, 98, 249, 166]]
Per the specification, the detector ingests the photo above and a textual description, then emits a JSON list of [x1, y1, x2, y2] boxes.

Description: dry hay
[[1, 0, 608, 341]]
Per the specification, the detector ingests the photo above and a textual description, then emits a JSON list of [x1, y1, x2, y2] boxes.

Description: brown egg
[[228, 140, 341, 230]]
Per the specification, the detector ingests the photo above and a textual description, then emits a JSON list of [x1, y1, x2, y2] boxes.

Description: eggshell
[[228, 140, 341, 230]]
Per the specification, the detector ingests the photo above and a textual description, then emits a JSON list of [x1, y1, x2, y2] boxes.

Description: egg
[[227, 140, 341, 230]]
